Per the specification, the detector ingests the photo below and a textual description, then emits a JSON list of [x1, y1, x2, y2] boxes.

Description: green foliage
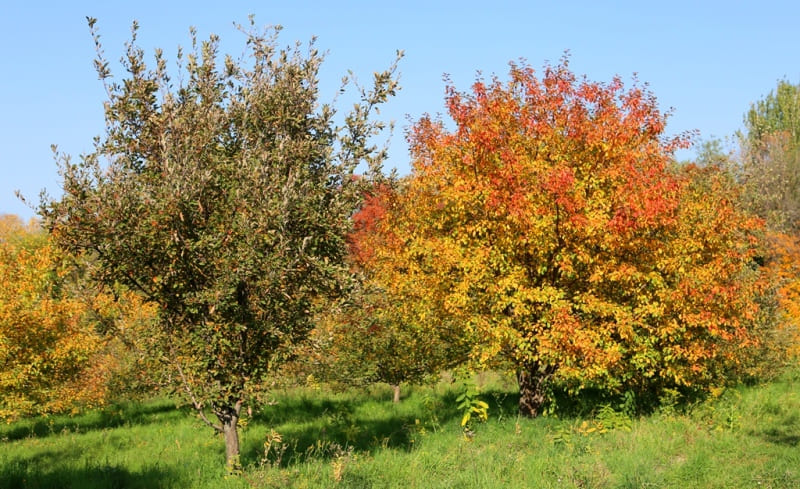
[[736, 80, 800, 234], [455, 383, 489, 435], [694, 137, 734, 168], [304, 279, 464, 397], [39, 17, 400, 468], [548, 404, 631, 453], [744, 79, 800, 151], [593, 404, 633, 433]]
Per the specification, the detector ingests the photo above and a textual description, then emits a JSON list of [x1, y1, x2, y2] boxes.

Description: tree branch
[[173, 347, 223, 433]]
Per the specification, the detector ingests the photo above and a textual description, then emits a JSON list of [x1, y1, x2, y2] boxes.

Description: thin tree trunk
[[391, 384, 401, 403], [216, 403, 242, 472], [517, 363, 554, 417]]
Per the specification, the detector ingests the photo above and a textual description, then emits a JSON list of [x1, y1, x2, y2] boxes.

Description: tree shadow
[[481, 388, 522, 420], [0, 401, 183, 442], [250, 394, 363, 427], [0, 459, 177, 489], [758, 428, 800, 446], [753, 412, 800, 446], [242, 414, 417, 467], [239, 387, 468, 468], [545, 384, 711, 419]]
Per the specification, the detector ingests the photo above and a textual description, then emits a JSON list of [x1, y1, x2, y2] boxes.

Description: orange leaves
[[542, 165, 579, 213], [0, 216, 107, 421], [631, 164, 774, 388], [0, 216, 164, 420], [359, 58, 773, 410], [348, 183, 393, 267], [762, 232, 800, 359]]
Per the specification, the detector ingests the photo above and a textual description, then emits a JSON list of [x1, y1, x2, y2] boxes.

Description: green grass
[[2, 370, 800, 488]]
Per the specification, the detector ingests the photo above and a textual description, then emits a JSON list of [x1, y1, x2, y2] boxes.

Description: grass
[[1, 370, 799, 488]]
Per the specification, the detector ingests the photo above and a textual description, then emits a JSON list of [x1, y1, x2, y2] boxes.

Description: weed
[[548, 404, 631, 455], [594, 404, 633, 433], [319, 408, 363, 445], [260, 429, 290, 467], [421, 393, 444, 433], [330, 445, 355, 484], [490, 390, 511, 422], [456, 383, 489, 438], [549, 423, 575, 448]]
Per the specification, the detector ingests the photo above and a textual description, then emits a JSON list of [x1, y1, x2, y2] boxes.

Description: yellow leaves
[[354, 60, 775, 407], [0, 220, 115, 421], [761, 232, 800, 361], [460, 399, 489, 426]]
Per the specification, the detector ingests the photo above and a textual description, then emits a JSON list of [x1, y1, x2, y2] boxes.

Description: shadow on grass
[[251, 394, 365, 427], [755, 412, 800, 446], [0, 459, 177, 489], [481, 388, 522, 420], [0, 400, 184, 442], [546, 384, 714, 419], [759, 428, 800, 446], [239, 386, 470, 468]]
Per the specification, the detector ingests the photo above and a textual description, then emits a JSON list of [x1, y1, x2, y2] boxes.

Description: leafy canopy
[[733, 80, 800, 234], [40, 17, 400, 467], [305, 182, 469, 396], [374, 58, 769, 415], [0, 216, 109, 421]]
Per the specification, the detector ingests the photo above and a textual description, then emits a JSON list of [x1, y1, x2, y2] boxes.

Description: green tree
[[737, 80, 800, 233], [733, 80, 800, 371], [694, 137, 733, 168], [743, 80, 800, 152], [40, 18, 399, 469]]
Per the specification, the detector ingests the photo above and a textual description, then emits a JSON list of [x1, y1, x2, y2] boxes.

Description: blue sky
[[2, 1, 799, 220]]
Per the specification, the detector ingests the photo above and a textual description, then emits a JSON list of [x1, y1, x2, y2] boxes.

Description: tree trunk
[[391, 384, 401, 403], [216, 403, 242, 472], [517, 363, 554, 417]]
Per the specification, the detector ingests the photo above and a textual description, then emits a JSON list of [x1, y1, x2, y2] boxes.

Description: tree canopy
[[0, 216, 108, 420], [305, 182, 469, 402], [40, 18, 400, 468], [365, 59, 771, 416]]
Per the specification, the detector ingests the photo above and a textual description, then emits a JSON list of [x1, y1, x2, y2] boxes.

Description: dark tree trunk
[[391, 384, 401, 403], [215, 403, 242, 472], [517, 363, 554, 417]]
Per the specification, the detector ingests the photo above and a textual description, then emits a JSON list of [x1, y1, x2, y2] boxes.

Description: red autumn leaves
[[348, 59, 773, 414]]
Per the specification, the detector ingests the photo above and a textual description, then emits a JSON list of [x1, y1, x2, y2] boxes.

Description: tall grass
[[2, 370, 799, 488]]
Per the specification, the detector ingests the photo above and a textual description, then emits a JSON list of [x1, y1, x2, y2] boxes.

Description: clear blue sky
[[2, 1, 799, 220]]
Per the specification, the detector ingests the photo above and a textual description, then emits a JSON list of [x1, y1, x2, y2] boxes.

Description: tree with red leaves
[[371, 58, 769, 416]]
